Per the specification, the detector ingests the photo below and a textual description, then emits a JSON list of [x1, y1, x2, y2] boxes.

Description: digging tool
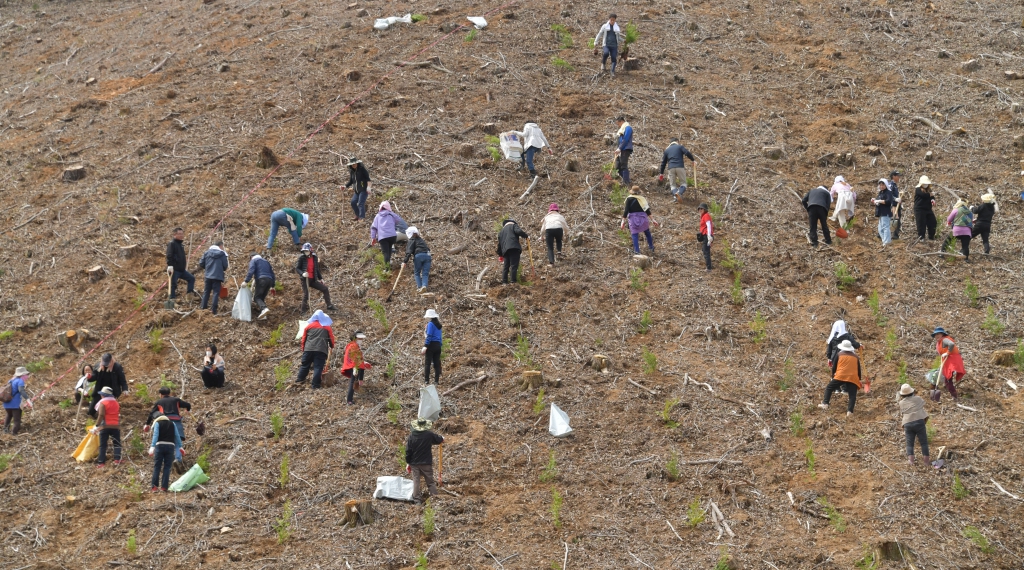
[[692, 160, 698, 193], [437, 443, 443, 488], [860, 346, 873, 393], [526, 238, 536, 279], [164, 274, 175, 309], [386, 262, 406, 302]]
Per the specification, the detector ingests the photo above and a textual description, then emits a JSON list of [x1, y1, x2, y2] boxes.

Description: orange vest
[[833, 353, 861, 389], [937, 336, 966, 377], [98, 396, 120, 427]]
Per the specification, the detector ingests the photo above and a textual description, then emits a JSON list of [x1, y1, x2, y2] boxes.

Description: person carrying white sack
[[513, 122, 553, 178], [829, 175, 856, 227]]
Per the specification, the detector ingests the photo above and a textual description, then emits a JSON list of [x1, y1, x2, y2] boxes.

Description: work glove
[[498, 256, 504, 263], [90, 427, 99, 435], [406, 465, 412, 474], [421, 347, 427, 355], [302, 272, 309, 278], [143, 424, 150, 433], [167, 266, 174, 275], [180, 449, 186, 457], [658, 175, 664, 182], [707, 236, 713, 245], [148, 447, 155, 456]]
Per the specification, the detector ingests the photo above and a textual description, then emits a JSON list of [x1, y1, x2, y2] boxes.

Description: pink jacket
[[946, 208, 972, 237]]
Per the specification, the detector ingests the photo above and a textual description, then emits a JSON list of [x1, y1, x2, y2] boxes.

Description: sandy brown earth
[[2, 0, 1024, 568]]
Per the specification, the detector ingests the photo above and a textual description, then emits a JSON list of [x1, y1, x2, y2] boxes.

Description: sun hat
[[981, 190, 996, 203], [14, 366, 30, 377], [953, 199, 966, 210], [406, 226, 419, 239], [837, 340, 856, 352], [916, 175, 932, 187], [99, 386, 114, 395], [931, 326, 947, 337], [411, 418, 433, 431], [424, 309, 439, 319], [301, 213, 309, 227], [549, 203, 559, 212], [301, 243, 312, 251], [353, 331, 367, 340], [899, 384, 916, 396], [346, 157, 362, 166]]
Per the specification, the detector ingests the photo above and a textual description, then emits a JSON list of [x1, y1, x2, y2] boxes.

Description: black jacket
[[405, 429, 444, 466], [623, 196, 651, 216], [826, 333, 861, 363], [295, 253, 323, 281], [154, 418, 177, 445], [166, 239, 187, 272], [346, 163, 371, 193], [91, 363, 128, 398], [146, 396, 191, 424], [659, 142, 695, 173], [403, 236, 431, 265], [802, 187, 831, 210], [874, 188, 895, 217], [913, 188, 934, 212], [497, 222, 528, 256], [971, 203, 995, 230]]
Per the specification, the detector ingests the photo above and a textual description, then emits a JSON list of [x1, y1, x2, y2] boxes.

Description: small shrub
[[367, 299, 388, 328], [411, 14, 428, 23], [944, 234, 958, 256], [26, 359, 49, 373], [382, 187, 403, 200], [661, 398, 679, 429], [551, 57, 574, 71], [616, 229, 631, 248], [533, 388, 546, 415], [270, 410, 284, 440], [641, 347, 657, 375], [279, 453, 289, 489], [550, 487, 563, 528], [665, 453, 680, 481], [464, 29, 477, 42], [805, 438, 816, 474], [638, 310, 652, 334], [629, 267, 647, 291], [135, 383, 151, 404], [273, 361, 290, 391], [507, 300, 520, 327], [423, 499, 436, 536], [540, 451, 558, 483], [730, 273, 744, 305], [713, 549, 730, 570], [817, 497, 846, 532], [790, 412, 804, 436], [484, 135, 500, 146], [121, 468, 144, 502], [514, 334, 535, 369], [488, 147, 502, 162], [0, 330, 13, 342], [926, 418, 936, 441], [981, 305, 1005, 335], [128, 431, 145, 457], [609, 181, 627, 204], [551, 24, 573, 48], [835, 262, 856, 291], [397, 443, 408, 471], [686, 497, 705, 527], [587, 38, 595, 49], [159, 374, 176, 391], [126, 529, 137, 554], [709, 200, 724, 217], [884, 329, 898, 361], [274, 501, 293, 544], [1014, 339, 1024, 372], [384, 355, 397, 379], [273, 281, 283, 292], [963, 278, 979, 307], [493, 214, 512, 234], [952, 470, 968, 499], [371, 256, 392, 283], [440, 337, 452, 360], [962, 525, 993, 554], [148, 328, 164, 353], [855, 545, 879, 569], [59, 398, 75, 410], [623, 21, 640, 44], [750, 312, 767, 343], [720, 243, 743, 273], [898, 360, 909, 384], [868, 291, 888, 327], [386, 394, 401, 424], [416, 551, 429, 570], [264, 323, 285, 348], [779, 358, 794, 391], [0, 453, 14, 471], [133, 283, 147, 309], [196, 445, 212, 473]]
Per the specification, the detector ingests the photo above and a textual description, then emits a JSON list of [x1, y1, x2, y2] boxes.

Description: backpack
[[0, 379, 14, 403]]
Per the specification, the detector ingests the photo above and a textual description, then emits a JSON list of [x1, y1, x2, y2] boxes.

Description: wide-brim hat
[[354, 331, 367, 339], [981, 191, 996, 203], [346, 157, 362, 166], [931, 326, 947, 337], [837, 340, 856, 352], [99, 386, 114, 395], [899, 383, 915, 396], [424, 309, 439, 319], [917, 175, 932, 187], [14, 366, 30, 377], [411, 418, 433, 431]]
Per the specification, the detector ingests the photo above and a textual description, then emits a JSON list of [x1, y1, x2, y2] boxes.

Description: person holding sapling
[[593, 13, 625, 76]]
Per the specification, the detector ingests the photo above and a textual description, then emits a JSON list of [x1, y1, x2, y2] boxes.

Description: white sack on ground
[[418, 384, 441, 421], [373, 476, 414, 501], [549, 403, 573, 437]]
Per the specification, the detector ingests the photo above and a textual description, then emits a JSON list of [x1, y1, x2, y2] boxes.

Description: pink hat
[[548, 203, 559, 212], [379, 201, 392, 212]]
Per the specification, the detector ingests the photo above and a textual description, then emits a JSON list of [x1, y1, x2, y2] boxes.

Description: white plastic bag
[[231, 286, 252, 321], [295, 320, 309, 341], [467, 16, 488, 29], [374, 14, 412, 30], [549, 403, 573, 438], [418, 385, 441, 421], [499, 131, 524, 161], [372, 476, 414, 501]]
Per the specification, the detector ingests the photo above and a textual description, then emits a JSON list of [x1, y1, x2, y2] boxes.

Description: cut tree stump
[[257, 146, 279, 169], [633, 255, 652, 269], [118, 244, 142, 259], [295, 191, 310, 203], [521, 370, 543, 390], [991, 350, 1016, 367], [88, 265, 106, 282], [57, 329, 92, 353], [344, 499, 375, 526], [62, 165, 86, 182]]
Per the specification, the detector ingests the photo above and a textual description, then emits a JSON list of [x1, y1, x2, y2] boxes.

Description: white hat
[[406, 226, 419, 239], [14, 366, 30, 377], [424, 309, 439, 319], [899, 383, 915, 396], [981, 190, 996, 203], [916, 175, 932, 187], [301, 213, 310, 227], [99, 386, 114, 395], [837, 340, 855, 352]]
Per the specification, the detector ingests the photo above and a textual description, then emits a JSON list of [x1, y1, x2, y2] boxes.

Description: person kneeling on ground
[[297, 310, 335, 389], [200, 344, 225, 388], [819, 340, 862, 416], [406, 418, 444, 503], [343, 331, 372, 404], [897, 383, 930, 468], [148, 413, 182, 492]]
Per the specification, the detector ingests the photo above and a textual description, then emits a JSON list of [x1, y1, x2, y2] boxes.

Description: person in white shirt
[[593, 14, 625, 75], [540, 203, 571, 266], [514, 122, 553, 178]]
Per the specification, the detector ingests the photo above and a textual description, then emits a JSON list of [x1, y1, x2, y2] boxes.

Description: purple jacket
[[370, 210, 400, 241], [946, 207, 973, 237]]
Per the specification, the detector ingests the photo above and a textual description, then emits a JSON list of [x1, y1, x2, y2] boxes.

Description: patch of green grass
[[273, 281, 284, 292], [720, 243, 743, 274], [926, 418, 936, 441], [854, 544, 879, 569], [148, 328, 164, 353], [587, 38, 595, 49], [0, 453, 15, 471], [539, 451, 558, 483], [780, 358, 794, 391], [731, 273, 744, 305], [488, 146, 502, 162], [835, 262, 856, 291], [397, 443, 407, 471], [629, 267, 647, 291], [750, 311, 767, 343], [26, 359, 49, 373], [121, 467, 144, 502], [551, 24, 573, 48], [515, 333, 535, 369], [981, 305, 1005, 335], [484, 135, 500, 146], [273, 361, 290, 391], [128, 431, 145, 457], [423, 498, 436, 536], [551, 57, 574, 71], [709, 200, 724, 217], [952, 470, 968, 499], [59, 398, 75, 410], [367, 298, 388, 328], [805, 438, 816, 475], [270, 410, 284, 440], [371, 254, 392, 283], [962, 525, 993, 554], [386, 393, 401, 424], [382, 186, 403, 200], [666, 453, 680, 481], [609, 181, 627, 204], [411, 14, 428, 23], [686, 497, 705, 527], [884, 329, 898, 361], [279, 453, 289, 489], [159, 374, 176, 391], [616, 228, 631, 248], [817, 496, 846, 532], [133, 283, 147, 309], [638, 310, 652, 334], [533, 388, 546, 415], [550, 487, 563, 528], [135, 383, 151, 405], [641, 347, 657, 375], [264, 323, 285, 348], [196, 444, 212, 473], [440, 337, 452, 361], [964, 278, 979, 308], [624, 21, 640, 45], [126, 529, 137, 554], [790, 411, 805, 436], [868, 290, 888, 327], [0, 330, 13, 343], [713, 549, 730, 570], [464, 29, 478, 42], [274, 501, 293, 544], [507, 300, 520, 327], [661, 398, 679, 429]]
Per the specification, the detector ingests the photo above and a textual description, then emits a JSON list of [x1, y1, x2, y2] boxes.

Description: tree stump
[[62, 165, 86, 182], [521, 370, 543, 390], [295, 191, 310, 204], [256, 146, 279, 169], [344, 499, 375, 526], [570, 232, 583, 247], [58, 329, 90, 352], [118, 244, 142, 259], [991, 350, 1016, 367], [633, 255, 652, 269], [457, 143, 475, 158], [481, 123, 498, 135], [589, 354, 611, 373], [88, 265, 106, 282]]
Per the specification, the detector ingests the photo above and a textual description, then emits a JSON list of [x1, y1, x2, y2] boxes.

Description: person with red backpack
[[2, 366, 33, 434], [932, 327, 964, 401]]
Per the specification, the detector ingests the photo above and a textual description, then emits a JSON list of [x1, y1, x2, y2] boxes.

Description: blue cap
[[931, 327, 947, 337], [301, 243, 312, 251]]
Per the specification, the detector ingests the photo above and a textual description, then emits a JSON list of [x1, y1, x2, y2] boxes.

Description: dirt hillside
[[2, 0, 1024, 568]]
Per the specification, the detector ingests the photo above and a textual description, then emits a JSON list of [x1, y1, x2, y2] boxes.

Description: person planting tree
[[818, 340, 862, 416]]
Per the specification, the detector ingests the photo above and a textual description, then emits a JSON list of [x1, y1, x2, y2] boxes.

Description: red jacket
[[342, 341, 371, 371], [699, 212, 714, 236], [96, 396, 120, 428], [937, 336, 966, 379]]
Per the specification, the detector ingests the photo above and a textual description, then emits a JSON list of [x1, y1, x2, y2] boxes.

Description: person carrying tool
[[828, 175, 856, 229], [613, 117, 633, 185], [697, 203, 714, 271], [622, 186, 659, 254], [825, 320, 861, 367], [931, 327, 964, 401], [818, 340, 862, 416], [144, 387, 192, 462], [872, 179, 896, 248], [897, 383, 930, 467], [497, 219, 529, 285], [345, 158, 372, 221], [540, 203, 570, 267], [266, 208, 309, 251], [946, 199, 974, 263], [421, 309, 443, 386], [297, 310, 336, 390], [295, 243, 335, 311], [243, 252, 275, 320], [370, 201, 402, 265], [801, 185, 832, 247], [73, 364, 94, 407], [342, 331, 372, 405], [402, 226, 432, 293], [93, 386, 122, 467], [200, 344, 225, 389], [513, 122, 553, 178], [148, 412, 182, 492], [593, 13, 624, 76], [886, 170, 903, 239], [88, 353, 127, 419], [166, 227, 198, 301], [971, 190, 998, 255], [405, 418, 445, 503], [659, 138, 695, 202], [913, 175, 937, 242], [2, 366, 33, 434], [198, 240, 229, 315]]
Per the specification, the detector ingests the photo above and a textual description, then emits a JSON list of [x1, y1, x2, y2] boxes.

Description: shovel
[[526, 238, 536, 279], [437, 443, 443, 488], [859, 346, 872, 393], [164, 274, 175, 309], [386, 262, 406, 302]]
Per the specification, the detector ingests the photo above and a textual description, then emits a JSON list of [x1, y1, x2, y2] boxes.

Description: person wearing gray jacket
[[593, 14, 625, 76], [801, 186, 833, 247], [658, 138, 695, 202], [198, 241, 229, 315], [897, 384, 930, 467]]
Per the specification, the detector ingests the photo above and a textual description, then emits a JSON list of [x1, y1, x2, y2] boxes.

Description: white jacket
[[594, 22, 624, 48], [515, 123, 549, 151], [540, 212, 570, 233]]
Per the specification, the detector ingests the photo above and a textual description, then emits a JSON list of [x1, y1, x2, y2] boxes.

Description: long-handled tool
[[526, 238, 536, 279], [437, 443, 443, 488], [860, 346, 872, 393], [164, 273, 175, 309], [386, 262, 406, 301]]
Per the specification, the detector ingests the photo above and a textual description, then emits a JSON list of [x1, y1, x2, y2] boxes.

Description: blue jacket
[[617, 124, 633, 151], [198, 247, 229, 281], [3, 376, 26, 409], [425, 321, 442, 345], [151, 417, 183, 451], [659, 142, 694, 173], [244, 256, 275, 283]]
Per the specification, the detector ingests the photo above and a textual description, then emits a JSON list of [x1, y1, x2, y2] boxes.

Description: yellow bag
[[73, 431, 100, 463]]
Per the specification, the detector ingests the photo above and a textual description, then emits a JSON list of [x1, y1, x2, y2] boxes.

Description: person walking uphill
[[3, 366, 33, 434], [913, 175, 937, 242], [897, 384, 930, 467], [946, 199, 974, 262], [828, 176, 856, 229], [659, 138, 695, 202], [540, 203, 570, 267], [402, 226, 432, 293], [802, 185, 832, 247], [244, 252, 275, 320], [872, 179, 896, 247], [971, 190, 998, 255], [88, 353, 127, 419], [514, 122, 553, 178], [93, 386, 122, 467], [198, 241, 229, 315], [166, 227, 197, 300], [296, 243, 335, 311], [931, 327, 964, 401], [421, 309, 443, 385], [593, 13, 624, 76], [825, 320, 861, 367], [497, 219, 529, 285], [405, 418, 444, 503], [144, 387, 191, 461], [345, 158, 372, 221], [148, 413, 182, 492], [818, 340, 862, 416], [343, 332, 372, 404], [613, 117, 634, 185], [297, 310, 336, 389], [267, 208, 309, 251], [697, 203, 714, 271], [622, 186, 659, 254], [370, 201, 402, 265]]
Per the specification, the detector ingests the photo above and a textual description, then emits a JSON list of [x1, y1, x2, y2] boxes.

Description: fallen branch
[[147, 53, 174, 75], [225, 417, 258, 424], [441, 374, 488, 396], [395, 57, 442, 68], [665, 520, 683, 542], [990, 478, 1022, 501], [628, 378, 657, 395], [12, 208, 49, 231], [684, 373, 713, 392], [682, 458, 742, 466], [710, 501, 735, 538], [956, 403, 978, 412], [518, 175, 540, 201], [912, 115, 953, 135], [159, 152, 229, 180], [475, 265, 490, 291], [447, 243, 469, 255]]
